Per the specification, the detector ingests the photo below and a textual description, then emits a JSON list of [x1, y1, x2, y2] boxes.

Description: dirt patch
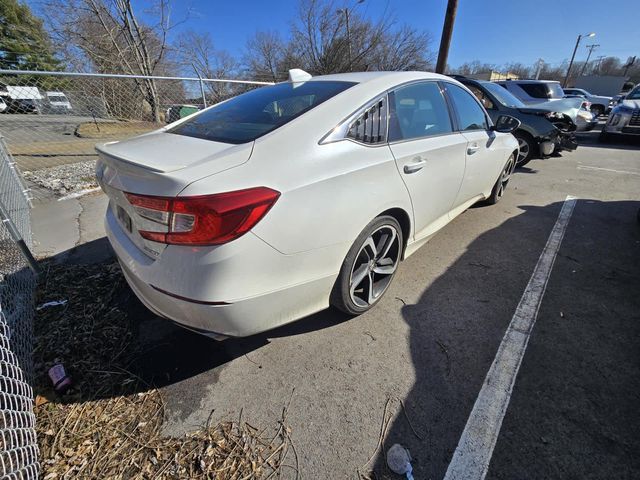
[[34, 261, 297, 479], [75, 121, 160, 139]]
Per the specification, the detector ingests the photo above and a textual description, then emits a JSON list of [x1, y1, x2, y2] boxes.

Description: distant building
[[467, 71, 520, 81], [573, 75, 632, 96]]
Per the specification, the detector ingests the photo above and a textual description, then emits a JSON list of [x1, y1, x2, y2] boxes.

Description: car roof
[[503, 79, 560, 84], [305, 71, 451, 85]]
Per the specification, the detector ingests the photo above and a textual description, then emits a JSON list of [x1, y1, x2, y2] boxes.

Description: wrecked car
[[495, 79, 598, 132], [455, 76, 578, 166]]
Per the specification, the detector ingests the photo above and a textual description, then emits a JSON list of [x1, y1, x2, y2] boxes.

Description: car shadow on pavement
[[575, 130, 640, 151], [369, 199, 640, 479], [35, 237, 352, 400]]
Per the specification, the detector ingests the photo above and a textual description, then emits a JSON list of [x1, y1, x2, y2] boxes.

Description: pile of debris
[[23, 161, 98, 197], [34, 261, 296, 479]]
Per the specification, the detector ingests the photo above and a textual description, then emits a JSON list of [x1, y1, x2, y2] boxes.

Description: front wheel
[[513, 131, 535, 167], [485, 153, 516, 205], [331, 216, 403, 315]]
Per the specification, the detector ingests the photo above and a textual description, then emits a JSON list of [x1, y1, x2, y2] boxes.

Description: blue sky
[[33, 0, 640, 68]]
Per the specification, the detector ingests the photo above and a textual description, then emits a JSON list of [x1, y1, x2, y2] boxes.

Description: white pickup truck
[[563, 88, 613, 116]]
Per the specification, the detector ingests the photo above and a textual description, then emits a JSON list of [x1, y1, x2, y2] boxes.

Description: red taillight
[[124, 187, 280, 245]]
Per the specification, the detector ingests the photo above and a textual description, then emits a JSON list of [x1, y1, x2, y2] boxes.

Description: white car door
[[443, 82, 502, 205], [388, 81, 467, 241]]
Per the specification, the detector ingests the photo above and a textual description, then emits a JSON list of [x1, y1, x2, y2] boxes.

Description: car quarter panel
[[178, 137, 411, 255]]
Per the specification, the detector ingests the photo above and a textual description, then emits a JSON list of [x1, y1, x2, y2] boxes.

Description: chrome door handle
[[403, 159, 427, 174], [467, 144, 480, 154]]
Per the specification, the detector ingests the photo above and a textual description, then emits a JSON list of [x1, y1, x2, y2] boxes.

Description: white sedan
[[96, 71, 519, 339]]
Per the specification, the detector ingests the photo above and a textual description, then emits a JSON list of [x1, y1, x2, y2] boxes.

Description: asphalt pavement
[[32, 128, 640, 479]]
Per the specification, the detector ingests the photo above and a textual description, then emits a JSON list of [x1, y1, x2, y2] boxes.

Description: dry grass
[[75, 121, 159, 139], [34, 262, 297, 479]]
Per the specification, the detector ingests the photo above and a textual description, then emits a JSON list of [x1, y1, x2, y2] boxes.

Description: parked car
[[496, 79, 598, 131], [454, 76, 577, 166], [600, 84, 640, 141], [96, 71, 519, 338], [165, 104, 200, 123], [5, 86, 43, 113], [46, 91, 72, 112], [563, 88, 612, 116]]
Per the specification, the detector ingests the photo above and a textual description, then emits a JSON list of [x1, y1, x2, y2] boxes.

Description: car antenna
[[288, 69, 313, 83]]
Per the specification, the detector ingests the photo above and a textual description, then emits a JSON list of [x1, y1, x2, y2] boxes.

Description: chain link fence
[[0, 69, 271, 478], [0, 70, 271, 197], [0, 136, 38, 479]]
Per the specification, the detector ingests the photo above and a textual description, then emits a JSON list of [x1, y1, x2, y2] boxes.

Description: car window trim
[[319, 93, 390, 147]]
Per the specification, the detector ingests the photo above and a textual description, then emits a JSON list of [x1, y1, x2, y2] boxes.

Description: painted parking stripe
[[443, 195, 577, 480], [577, 165, 640, 176]]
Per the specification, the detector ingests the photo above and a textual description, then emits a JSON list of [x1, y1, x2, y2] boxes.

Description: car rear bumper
[[105, 205, 341, 338]]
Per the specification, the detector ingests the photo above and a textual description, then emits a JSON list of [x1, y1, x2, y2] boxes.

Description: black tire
[[331, 215, 403, 315], [513, 130, 536, 167], [485, 153, 516, 205]]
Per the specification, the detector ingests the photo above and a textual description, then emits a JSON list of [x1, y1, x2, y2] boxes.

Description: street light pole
[[563, 32, 595, 87]]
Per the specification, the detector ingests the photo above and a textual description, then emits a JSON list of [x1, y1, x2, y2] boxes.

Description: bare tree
[[177, 30, 239, 103], [371, 26, 434, 71], [45, 0, 181, 121], [244, 31, 295, 82], [243, 0, 434, 78], [503, 62, 532, 79], [291, 0, 390, 74]]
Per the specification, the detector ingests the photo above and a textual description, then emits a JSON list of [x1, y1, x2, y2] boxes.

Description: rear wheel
[[514, 131, 535, 167], [485, 154, 516, 205], [331, 216, 403, 315]]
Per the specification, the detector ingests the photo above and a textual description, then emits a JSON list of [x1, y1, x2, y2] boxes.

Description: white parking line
[[443, 195, 577, 480], [577, 165, 640, 176]]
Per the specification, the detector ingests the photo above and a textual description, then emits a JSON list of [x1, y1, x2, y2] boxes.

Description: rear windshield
[[520, 82, 564, 100], [48, 96, 67, 102], [482, 82, 525, 108], [169, 81, 356, 144]]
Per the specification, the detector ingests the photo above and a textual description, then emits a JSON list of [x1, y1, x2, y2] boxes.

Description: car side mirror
[[491, 114, 521, 134]]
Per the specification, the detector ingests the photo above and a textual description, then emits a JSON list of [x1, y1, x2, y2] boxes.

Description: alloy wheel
[[516, 137, 530, 164], [496, 155, 516, 199], [348, 225, 401, 308]]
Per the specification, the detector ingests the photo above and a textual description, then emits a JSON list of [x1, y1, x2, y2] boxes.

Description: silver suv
[[600, 85, 640, 141], [495, 80, 566, 104]]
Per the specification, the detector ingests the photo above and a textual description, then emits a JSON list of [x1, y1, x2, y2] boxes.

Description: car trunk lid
[[96, 131, 254, 258]]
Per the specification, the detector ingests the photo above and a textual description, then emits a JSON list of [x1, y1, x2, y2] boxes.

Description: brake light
[[124, 187, 280, 245]]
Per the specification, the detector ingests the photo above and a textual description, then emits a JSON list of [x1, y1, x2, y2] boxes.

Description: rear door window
[[445, 83, 489, 131], [519, 83, 550, 99], [169, 81, 355, 144], [388, 81, 453, 141]]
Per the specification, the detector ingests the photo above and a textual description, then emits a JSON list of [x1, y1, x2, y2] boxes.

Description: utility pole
[[337, 0, 365, 72], [534, 58, 544, 79], [579, 44, 599, 76], [623, 56, 636, 77], [594, 56, 606, 73], [435, 0, 458, 74], [563, 32, 595, 87]]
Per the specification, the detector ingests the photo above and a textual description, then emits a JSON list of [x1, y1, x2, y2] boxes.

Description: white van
[[46, 91, 72, 111]]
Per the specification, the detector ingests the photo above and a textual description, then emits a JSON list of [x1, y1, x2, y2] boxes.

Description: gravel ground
[[22, 160, 97, 197]]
